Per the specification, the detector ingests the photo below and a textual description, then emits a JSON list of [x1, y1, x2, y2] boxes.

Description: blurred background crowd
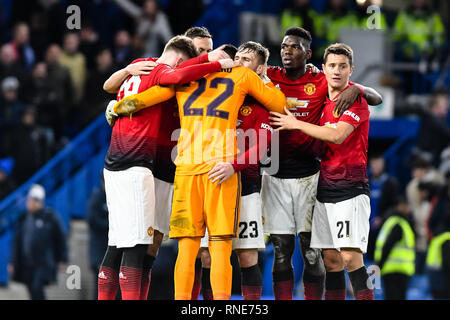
[[0, 0, 449, 300]]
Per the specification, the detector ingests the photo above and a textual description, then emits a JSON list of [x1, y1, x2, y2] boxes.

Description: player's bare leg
[[270, 234, 295, 300], [341, 248, 374, 300], [323, 249, 346, 300], [235, 248, 262, 300], [140, 230, 163, 300], [298, 232, 325, 300]]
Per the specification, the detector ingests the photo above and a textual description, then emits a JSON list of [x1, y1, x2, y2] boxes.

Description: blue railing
[[0, 114, 111, 285]]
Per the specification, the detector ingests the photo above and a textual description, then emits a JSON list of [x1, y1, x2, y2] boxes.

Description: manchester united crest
[[304, 83, 316, 96], [240, 105, 252, 116], [147, 227, 153, 236]]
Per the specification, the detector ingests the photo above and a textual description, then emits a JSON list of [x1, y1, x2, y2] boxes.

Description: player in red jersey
[[97, 35, 236, 300], [196, 41, 273, 300], [262, 27, 382, 300], [270, 43, 374, 300]]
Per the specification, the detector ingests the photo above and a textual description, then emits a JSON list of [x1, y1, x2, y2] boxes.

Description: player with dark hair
[[184, 27, 213, 55], [98, 35, 235, 300], [112, 43, 288, 300], [270, 42, 374, 300], [197, 41, 273, 300], [262, 26, 382, 300]]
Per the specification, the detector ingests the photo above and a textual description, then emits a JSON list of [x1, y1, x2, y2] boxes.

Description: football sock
[[200, 267, 213, 300], [303, 272, 325, 300], [119, 244, 147, 300], [140, 254, 155, 300], [348, 266, 374, 300], [98, 246, 123, 300], [209, 236, 233, 300], [241, 264, 262, 300], [325, 270, 346, 300], [191, 258, 203, 300], [272, 268, 294, 300], [174, 237, 201, 300]]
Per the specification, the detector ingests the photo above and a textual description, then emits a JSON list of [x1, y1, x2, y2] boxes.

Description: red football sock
[[348, 267, 374, 300], [273, 269, 294, 300], [325, 270, 346, 300], [119, 266, 142, 300], [98, 266, 119, 300], [303, 273, 325, 300], [241, 265, 262, 300]]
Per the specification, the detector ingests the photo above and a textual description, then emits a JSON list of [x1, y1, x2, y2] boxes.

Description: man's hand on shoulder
[[125, 60, 157, 76], [208, 45, 229, 61]]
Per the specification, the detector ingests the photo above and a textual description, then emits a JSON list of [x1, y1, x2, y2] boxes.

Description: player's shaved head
[[163, 35, 198, 60]]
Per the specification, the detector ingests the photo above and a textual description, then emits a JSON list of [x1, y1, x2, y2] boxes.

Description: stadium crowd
[[0, 0, 449, 300]]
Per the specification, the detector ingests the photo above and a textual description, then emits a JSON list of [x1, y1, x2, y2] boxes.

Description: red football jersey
[[267, 67, 328, 178], [235, 97, 272, 196], [317, 93, 370, 203], [105, 54, 219, 173]]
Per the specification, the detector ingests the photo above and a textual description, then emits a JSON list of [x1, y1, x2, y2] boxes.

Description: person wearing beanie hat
[[9, 184, 67, 299]]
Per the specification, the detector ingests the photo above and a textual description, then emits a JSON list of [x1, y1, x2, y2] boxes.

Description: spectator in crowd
[[87, 173, 109, 300], [112, 30, 137, 69], [414, 90, 450, 167], [393, 0, 445, 61], [426, 208, 450, 300], [321, 0, 359, 50], [0, 76, 25, 125], [79, 22, 101, 70], [166, 0, 204, 36], [83, 47, 116, 124], [0, 44, 26, 90], [9, 22, 35, 70], [113, 0, 173, 58], [280, 0, 323, 43], [59, 32, 87, 104], [7, 106, 54, 185], [428, 171, 450, 239], [374, 196, 416, 300], [44, 44, 74, 131], [9, 184, 68, 300], [406, 157, 443, 274], [0, 157, 15, 200], [367, 154, 400, 261]]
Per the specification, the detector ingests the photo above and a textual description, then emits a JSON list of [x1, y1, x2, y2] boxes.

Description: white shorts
[[104, 167, 155, 248], [261, 172, 319, 235], [200, 192, 265, 250], [310, 194, 371, 253], [154, 178, 173, 239]]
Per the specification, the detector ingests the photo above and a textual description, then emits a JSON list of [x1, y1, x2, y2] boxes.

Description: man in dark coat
[[10, 184, 67, 300]]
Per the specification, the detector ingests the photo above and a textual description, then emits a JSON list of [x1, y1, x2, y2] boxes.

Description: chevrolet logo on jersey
[[286, 98, 310, 109]]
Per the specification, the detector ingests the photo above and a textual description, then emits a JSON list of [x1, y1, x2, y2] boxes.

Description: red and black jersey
[[233, 97, 272, 196], [153, 101, 179, 183], [267, 67, 328, 178], [317, 93, 370, 203], [105, 54, 220, 173]]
